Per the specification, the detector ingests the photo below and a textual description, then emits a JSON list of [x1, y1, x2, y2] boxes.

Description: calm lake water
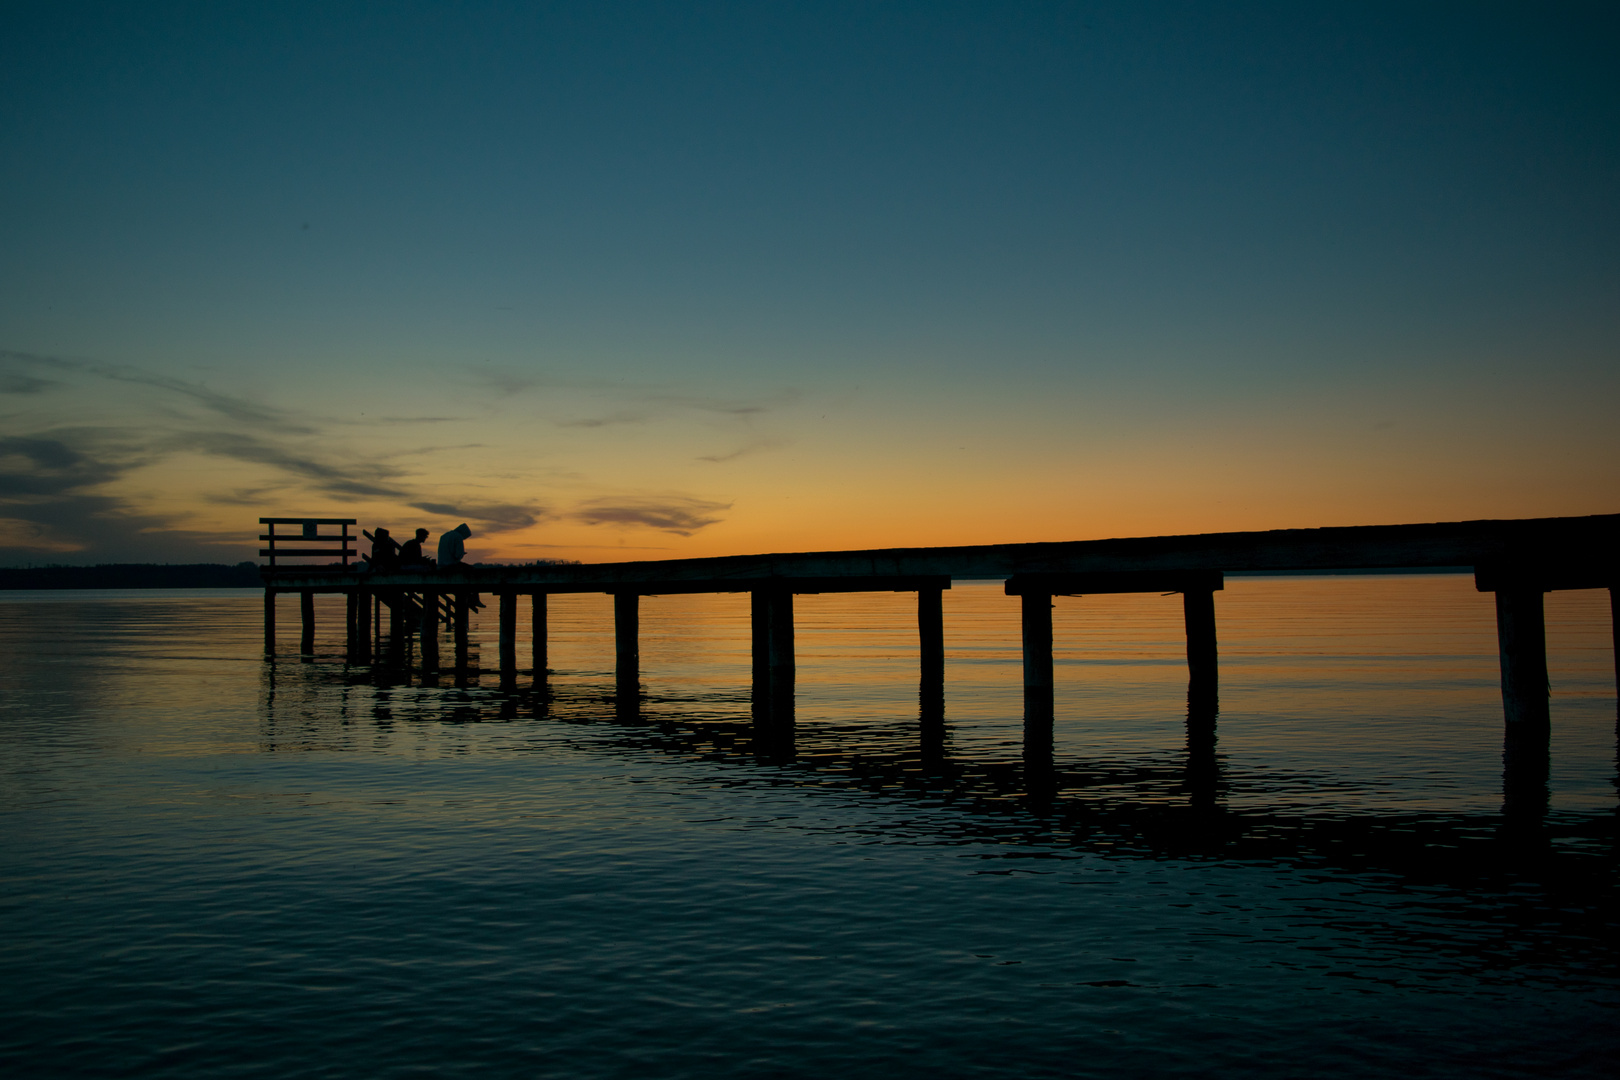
[[1, 576, 1616, 1077]]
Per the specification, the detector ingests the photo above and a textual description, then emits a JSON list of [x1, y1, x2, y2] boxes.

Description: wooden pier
[[261, 513, 1618, 802]]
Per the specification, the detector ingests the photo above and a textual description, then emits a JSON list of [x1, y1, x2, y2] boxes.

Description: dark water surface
[[2, 578, 1616, 1077]]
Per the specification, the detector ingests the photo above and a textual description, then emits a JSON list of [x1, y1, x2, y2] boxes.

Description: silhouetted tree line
[[0, 563, 264, 589], [1, 559, 581, 589]]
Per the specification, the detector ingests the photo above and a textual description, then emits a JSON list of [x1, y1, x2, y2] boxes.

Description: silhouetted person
[[368, 527, 400, 572], [399, 528, 433, 567], [437, 522, 472, 567]]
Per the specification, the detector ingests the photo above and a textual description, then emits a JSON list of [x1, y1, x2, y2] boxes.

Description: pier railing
[[259, 517, 357, 570]]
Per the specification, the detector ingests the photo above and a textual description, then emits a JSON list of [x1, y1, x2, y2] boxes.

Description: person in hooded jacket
[[437, 523, 472, 567]]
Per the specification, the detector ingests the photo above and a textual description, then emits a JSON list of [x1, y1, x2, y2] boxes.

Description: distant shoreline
[[1, 563, 1477, 591], [0, 564, 262, 590]]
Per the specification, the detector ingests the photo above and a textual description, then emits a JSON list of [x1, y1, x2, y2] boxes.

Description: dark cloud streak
[[570, 496, 730, 536]]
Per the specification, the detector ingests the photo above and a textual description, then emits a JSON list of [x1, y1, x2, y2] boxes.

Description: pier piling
[[353, 588, 371, 663], [750, 591, 769, 707], [344, 590, 358, 661], [532, 593, 548, 677], [1495, 587, 1550, 732], [453, 594, 471, 670], [918, 586, 944, 687], [1020, 591, 1054, 717], [1183, 587, 1218, 701], [1611, 586, 1619, 711], [615, 592, 639, 689], [263, 589, 276, 657], [499, 592, 516, 675], [420, 589, 440, 672], [1020, 591, 1055, 788], [767, 590, 795, 715], [299, 590, 315, 656]]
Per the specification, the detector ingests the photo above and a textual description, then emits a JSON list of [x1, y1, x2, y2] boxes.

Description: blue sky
[[2, 1, 1615, 563]]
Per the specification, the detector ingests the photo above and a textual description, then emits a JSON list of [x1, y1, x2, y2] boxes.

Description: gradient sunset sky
[[2, 1, 1616, 565]]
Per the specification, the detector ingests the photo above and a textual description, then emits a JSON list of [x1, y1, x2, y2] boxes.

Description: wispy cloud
[[162, 431, 412, 499], [409, 500, 548, 533], [2, 349, 314, 433], [0, 431, 244, 562], [471, 368, 542, 395], [696, 438, 785, 464], [0, 370, 54, 394], [569, 495, 730, 536], [555, 411, 650, 428]]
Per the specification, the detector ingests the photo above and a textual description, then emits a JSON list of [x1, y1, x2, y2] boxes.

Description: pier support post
[[1021, 591, 1054, 791], [532, 593, 548, 678], [420, 589, 440, 672], [499, 592, 517, 676], [1021, 591, 1054, 716], [453, 594, 471, 671], [749, 589, 795, 759], [353, 588, 371, 663], [768, 590, 795, 711], [263, 589, 276, 657], [1183, 588, 1218, 704], [615, 592, 639, 691], [751, 591, 770, 708], [1496, 588, 1550, 731], [918, 586, 944, 688], [299, 590, 315, 656], [918, 586, 945, 762], [345, 590, 359, 661], [1611, 586, 1619, 720], [1495, 587, 1549, 820], [387, 592, 407, 660]]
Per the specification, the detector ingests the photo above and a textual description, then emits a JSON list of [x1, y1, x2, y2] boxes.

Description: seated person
[[437, 523, 473, 568], [398, 528, 434, 568], [367, 527, 400, 572]]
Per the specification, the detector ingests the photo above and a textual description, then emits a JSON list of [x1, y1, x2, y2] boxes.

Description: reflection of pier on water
[[260, 647, 1618, 918]]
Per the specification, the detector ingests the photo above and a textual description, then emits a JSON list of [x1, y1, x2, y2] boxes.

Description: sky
[[1, 0, 1616, 565]]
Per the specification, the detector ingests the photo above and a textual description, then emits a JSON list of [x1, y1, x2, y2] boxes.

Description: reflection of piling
[[920, 688, 946, 765], [1184, 689, 1219, 809]]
